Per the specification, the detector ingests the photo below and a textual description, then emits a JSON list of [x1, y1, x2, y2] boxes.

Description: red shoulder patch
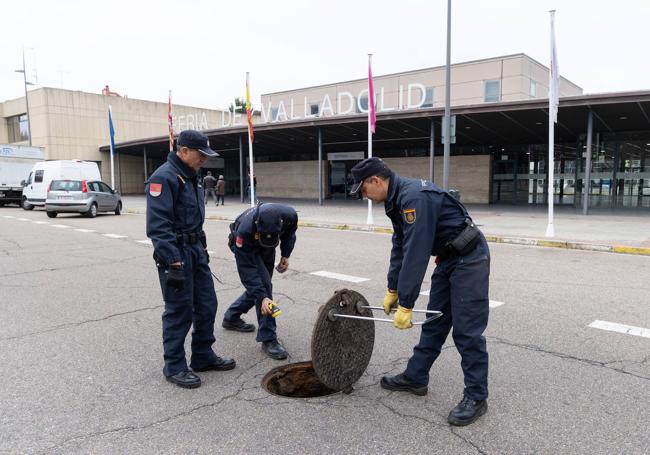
[[235, 236, 244, 248], [149, 183, 162, 197]]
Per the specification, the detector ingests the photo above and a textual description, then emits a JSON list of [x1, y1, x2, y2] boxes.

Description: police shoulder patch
[[149, 183, 162, 197], [403, 208, 416, 224], [236, 236, 244, 248]]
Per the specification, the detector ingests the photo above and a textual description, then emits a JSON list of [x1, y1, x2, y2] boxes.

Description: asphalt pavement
[[0, 204, 649, 454]]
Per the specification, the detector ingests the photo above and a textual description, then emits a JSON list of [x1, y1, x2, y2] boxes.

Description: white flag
[[549, 10, 560, 123]]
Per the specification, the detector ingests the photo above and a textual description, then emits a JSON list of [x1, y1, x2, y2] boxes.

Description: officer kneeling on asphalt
[[146, 129, 236, 389], [349, 157, 491, 426], [222, 203, 298, 360]]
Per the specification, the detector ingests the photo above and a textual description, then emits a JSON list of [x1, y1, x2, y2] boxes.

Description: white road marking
[[103, 234, 127, 239], [32, 221, 50, 225], [208, 250, 216, 255], [588, 320, 650, 339], [16, 217, 30, 221], [74, 229, 96, 233], [2, 215, 16, 219], [51, 224, 71, 228], [310, 270, 370, 283], [419, 289, 505, 308], [136, 239, 153, 246]]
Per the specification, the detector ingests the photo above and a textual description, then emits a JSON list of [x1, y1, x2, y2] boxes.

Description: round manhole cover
[[311, 289, 375, 391]]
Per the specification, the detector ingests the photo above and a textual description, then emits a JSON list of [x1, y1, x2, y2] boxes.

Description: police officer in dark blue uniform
[[146, 129, 236, 389], [222, 203, 298, 360], [349, 157, 490, 426]]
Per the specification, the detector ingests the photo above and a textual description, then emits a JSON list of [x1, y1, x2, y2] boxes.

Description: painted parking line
[[74, 228, 96, 233], [136, 239, 153, 246], [51, 224, 71, 228], [310, 270, 370, 283], [419, 290, 504, 308], [2, 215, 16, 219], [16, 217, 30, 221], [103, 234, 127, 239], [588, 320, 650, 339], [32, 221, 50, 225]]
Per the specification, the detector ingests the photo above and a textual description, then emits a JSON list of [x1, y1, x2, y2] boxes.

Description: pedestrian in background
[[203, 171, 217, 206], [216, 174, 225, 206]]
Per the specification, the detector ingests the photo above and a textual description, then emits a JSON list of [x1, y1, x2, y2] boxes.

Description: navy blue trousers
[[404, 236, 490, 400], [157, 244, 219, 376], [224, 248, 277, 343]]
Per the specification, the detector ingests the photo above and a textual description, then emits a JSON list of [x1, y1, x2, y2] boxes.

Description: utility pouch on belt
[[153, 251, 166, 268], [447, 219, 481, 256]]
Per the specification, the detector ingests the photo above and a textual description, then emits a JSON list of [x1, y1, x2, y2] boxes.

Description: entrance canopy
[[102, 91, 650, 161]]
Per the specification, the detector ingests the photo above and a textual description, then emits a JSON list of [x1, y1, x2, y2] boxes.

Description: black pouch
[[448, 219, 481, 256], [153, 251, 166, 269]]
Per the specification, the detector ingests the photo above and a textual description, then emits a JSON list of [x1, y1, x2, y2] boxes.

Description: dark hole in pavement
[[262, 361, 337, 398]]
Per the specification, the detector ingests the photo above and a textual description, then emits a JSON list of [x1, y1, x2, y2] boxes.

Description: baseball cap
[[177, 130, 219, 157], [256, 208, 283, 248], [350, 157, 389, 194]]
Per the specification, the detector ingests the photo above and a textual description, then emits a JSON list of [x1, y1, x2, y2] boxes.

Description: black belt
[[176, 230, 205, 245]]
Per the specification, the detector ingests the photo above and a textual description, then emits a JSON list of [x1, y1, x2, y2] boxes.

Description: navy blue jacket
[[146, 151, 205, 265], [384, 173, 468, 308], [231, 204, 298, 303]]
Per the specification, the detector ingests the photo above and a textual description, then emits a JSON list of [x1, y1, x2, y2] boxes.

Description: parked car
[[22, 160, 100, 210], [45, 180, 122, 218]]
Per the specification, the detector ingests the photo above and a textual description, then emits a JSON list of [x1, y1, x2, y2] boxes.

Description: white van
[[22, 160, 101, 210]]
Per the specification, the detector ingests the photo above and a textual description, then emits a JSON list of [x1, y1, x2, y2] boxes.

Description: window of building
[[484, 80, 501, 102], [423, 87, 434, 107], [530, 80, 537, 98], [7, 114, 29, 143], [310, 104, 319, 116]]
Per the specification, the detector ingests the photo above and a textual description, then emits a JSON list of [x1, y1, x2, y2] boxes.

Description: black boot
[[222, 318, 255, 332], [262, 340, 288, 360], [380, 373, 428, 396], [165, 370, 201, 389], [447, 396, 488, 426], [192, 356, 237, 372]]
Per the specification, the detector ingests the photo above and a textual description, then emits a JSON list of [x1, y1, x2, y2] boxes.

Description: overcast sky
[[1, 0, 648, 110]]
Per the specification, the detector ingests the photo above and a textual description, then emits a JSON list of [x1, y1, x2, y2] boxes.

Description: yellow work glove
[[393, 305, 413, 329], [383, 289, 399, 315]]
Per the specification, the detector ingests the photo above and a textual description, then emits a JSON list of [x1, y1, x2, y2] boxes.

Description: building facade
[[0, 88, 230, 193]]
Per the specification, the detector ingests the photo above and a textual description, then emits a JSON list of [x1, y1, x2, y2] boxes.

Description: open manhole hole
[[262, 361, 337, 397], [261, 289, 375, 398]]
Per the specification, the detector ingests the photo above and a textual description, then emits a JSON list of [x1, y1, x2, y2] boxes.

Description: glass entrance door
[[328, 160, 356, 199]]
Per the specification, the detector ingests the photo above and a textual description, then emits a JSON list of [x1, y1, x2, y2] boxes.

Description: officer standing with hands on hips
[[146, 129, 236, 389], [349, 157, 490, 426], [222, 203, 298, 360]]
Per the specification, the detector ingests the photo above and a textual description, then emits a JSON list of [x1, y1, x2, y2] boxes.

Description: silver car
[[45, 180, 122, 218]]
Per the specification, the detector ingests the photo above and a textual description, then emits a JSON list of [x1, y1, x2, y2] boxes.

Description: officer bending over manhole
[[222, 203, 298, 360], [349, 157, 491, 427], [146, 130, 236, 389]]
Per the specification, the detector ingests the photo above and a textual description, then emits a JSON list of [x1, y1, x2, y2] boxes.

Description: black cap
[[177, 130, 219, 157], [256, 208, 283, 248], [350, 157, 389, 194]]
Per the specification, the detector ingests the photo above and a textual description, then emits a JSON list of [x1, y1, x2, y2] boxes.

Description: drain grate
[[262, 361, 337, 398]]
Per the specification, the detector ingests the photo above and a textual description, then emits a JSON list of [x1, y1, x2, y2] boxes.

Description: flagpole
[[366, 53, 374, 225], [246, 72, 255, 207], [168, 90, 173, 152], [546, 10, 557, 237], [109, 105, 115, 190]]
